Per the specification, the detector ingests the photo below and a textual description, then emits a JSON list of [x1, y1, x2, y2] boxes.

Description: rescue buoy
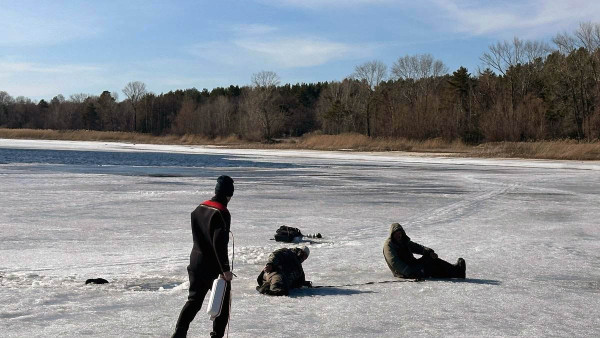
[[207, 276, 227, 320]]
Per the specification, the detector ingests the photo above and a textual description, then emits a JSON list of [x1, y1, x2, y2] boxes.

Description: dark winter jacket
[[187, 196, 231, 285], [265, 248, 307, 290], [383, 223, 431, 278]]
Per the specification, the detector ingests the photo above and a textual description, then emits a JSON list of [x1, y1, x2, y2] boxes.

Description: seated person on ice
[[383, 223, 466, 279], [256, 246, 312, 296]]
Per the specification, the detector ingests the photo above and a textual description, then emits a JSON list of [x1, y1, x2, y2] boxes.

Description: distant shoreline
[[1, 128, 599, 161]]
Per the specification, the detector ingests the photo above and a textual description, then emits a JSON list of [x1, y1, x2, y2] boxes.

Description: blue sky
[[1, 0, 598, 101]]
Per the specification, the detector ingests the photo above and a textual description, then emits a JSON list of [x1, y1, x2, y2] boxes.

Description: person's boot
[[265, 288, 288, 296], [256, 282, 271, 294], [455, 258, 466, 279], [171, 327, 187, 338]]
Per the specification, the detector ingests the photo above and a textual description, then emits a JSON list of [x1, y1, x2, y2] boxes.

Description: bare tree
[[212, 95, 235, 136], [69, 93, 90, 104], [248, 71, 281, 140], [122, 81, 147, 131], [553, 32, 577, 54], [576, 23, 600, 137], [555, 23, 600, 82], [391, 54, 448, 129], [481, 37, 551, 110], [565, 23, 600, 83], [0, 91, 14, 127], [352, 60, 387, 90], [316, 79, 368, 134], [251, 71, 280, 88], [45, 94, 66, 129], [97, 91, 118, 131], [0, 91, 13, 105], [566, 22, 600, 52], [172, 98, 199, 135], [351, 60, 387, 136], [392, 54, 447, 80], [553, 22, 600, 139], [482, 37, 550, 76]]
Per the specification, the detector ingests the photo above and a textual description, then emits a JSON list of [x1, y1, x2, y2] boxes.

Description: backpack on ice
[[273, 226, 303, 242]]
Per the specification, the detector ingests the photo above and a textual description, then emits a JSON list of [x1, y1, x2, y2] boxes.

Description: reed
[[473, 140, 600, 160], [1, 128, 598, 160], [0, 129, 242, 145]]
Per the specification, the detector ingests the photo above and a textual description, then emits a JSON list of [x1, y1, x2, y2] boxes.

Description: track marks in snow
[[407, 182, 520, 227]]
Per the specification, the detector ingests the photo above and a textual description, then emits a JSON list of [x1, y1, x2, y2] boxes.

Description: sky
[[1, 0, 599, 101]]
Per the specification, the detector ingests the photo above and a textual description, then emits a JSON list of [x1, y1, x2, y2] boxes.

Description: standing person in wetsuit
[[172, 175, 235, 338], [383, 223, 466, 279]]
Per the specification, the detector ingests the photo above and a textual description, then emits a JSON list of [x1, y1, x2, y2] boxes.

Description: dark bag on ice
[[273, 225, 303, 242]]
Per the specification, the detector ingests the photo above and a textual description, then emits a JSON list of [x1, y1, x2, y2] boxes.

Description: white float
[[207, 276, 227, 320]]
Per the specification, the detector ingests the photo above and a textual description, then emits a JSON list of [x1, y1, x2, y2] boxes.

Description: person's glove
[[221, 271, 234, 281], [424, 247, 438, 259]]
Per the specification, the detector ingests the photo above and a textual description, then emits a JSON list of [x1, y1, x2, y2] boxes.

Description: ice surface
[[1, 138, 599, 337]]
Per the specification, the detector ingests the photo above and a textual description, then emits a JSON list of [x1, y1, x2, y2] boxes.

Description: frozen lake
[[1, 139, 599, 337]]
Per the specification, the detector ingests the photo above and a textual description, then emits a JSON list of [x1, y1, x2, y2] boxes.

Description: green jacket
[[266, 248, 306, 289], [383, 223, 430, 278]]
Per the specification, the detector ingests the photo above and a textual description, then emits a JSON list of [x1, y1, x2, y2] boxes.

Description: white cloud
[[187, 18, 375, 69], [235, 38, 364, 68], [259, 0, 394, 9], [188, 37, 372, 69], [430, 0, 600, 37], [187, 20, 375, 69]]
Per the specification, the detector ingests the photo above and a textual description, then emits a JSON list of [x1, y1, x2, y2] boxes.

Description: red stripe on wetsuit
[[201, 200, 227, 212]]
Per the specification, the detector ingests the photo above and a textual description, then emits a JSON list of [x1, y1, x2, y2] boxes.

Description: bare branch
[[122, 81, 147, 103], [352, 60, 387, 90], [251, 71, 280, 88], [391, 54, 447, 80], [554, 32, 577, 54], [482, 37, 550, 74]]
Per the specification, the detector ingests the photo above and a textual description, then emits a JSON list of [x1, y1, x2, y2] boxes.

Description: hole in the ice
[[125, 278, 183, 291]]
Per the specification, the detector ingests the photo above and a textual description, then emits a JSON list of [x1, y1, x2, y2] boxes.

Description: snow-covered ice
[[1, 138, 599, 337]]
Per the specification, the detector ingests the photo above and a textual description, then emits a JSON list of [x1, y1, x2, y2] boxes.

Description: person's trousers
[[256, 270, 289, 296], [263, 271, 287, 294], [418, 255, 461, 278], [173, 276, 231, 338]]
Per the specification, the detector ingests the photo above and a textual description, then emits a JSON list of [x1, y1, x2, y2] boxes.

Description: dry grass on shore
[[0, 128, 242, 145], [290, 133, 469, 153], [1, 128, 599, 161], [473, 140, 600, 161]]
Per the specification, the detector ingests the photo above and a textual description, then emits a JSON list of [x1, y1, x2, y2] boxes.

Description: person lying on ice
[[383, 223, 466, 279], [256, 246, 312, 296]]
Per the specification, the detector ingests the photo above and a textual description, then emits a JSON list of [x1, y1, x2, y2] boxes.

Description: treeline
[[1, 23, 599, 143]]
